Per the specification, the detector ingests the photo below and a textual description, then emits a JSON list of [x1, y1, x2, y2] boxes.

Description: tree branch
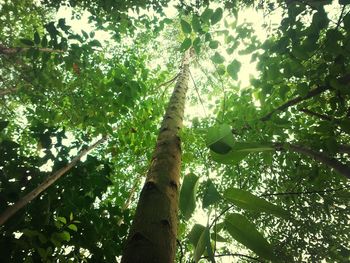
[[0, 44, 64, 55], [299, 108, 334, 122], [201, 252, 262, 262], [279, 143, 350, 179], [261, 187, 347, 197], [0, 136, 107, 226], [260, 85, 328, 121]]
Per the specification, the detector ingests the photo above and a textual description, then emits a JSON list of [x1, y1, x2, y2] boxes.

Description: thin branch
[[177, 239, 184, 263], [299, 108, 334, 122], [260, 85, 328, 121], [260, 74, 350, 121], [0, 87, 19, 96], [261, 187, 347, 197], [0, 44, 64, 55], [0, 136, 107, 226], [339, 144, 350, 155], [281, 143, 350, 179]]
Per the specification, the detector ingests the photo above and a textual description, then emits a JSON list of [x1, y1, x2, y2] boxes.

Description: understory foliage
[[0, 0, 349, 262]]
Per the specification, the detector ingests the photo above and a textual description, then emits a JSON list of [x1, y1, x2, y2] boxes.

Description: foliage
[[1, 0, 349, 262]]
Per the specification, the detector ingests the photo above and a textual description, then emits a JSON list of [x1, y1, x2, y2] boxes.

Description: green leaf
[[230, 142, 275, 152], [206, 124, 233, 154], [179, 173, 199, 220], [209, 40, 219, 49], [193, 37, 201, 54], [194, 226, 213, 262], [0, 121, 9, 131], [89, 40, 102, 47], [34, 32, 40, 45], [41, 36, 48, 47], [211, 52, 225, 64], [67, 224, 78, 232], [180, 19, 192, 34], [202, 180, 221, 208], [180, 38, 192, 51], [211, 8, 223, 25], [58, 231, 71, 242], [20, 39, 34, 46], [227, 59, 241, 80], [192, 15, 201, 32], [224, 188, 290, 219], [211, 150, 249, 165], [225, 213, 275, 260], [57, 216, 66, 224], [201, 8, 214, 23], [216, 64, 226, 76], [188, 224, 206, 247]]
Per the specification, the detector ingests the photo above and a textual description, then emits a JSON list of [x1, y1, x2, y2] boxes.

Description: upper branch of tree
[[0, 44, 64, 55]]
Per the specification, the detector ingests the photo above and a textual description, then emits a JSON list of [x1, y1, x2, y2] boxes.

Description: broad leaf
[[206, 124, 233, 154], [202, 180, 221, 208], [211, 150, 249, 164], [211, 52, 225, 64], [180, 38, 192, 51], [211, 8, 223, 25], [181, 19, 192, 34], [194, 226, 214, 263], [188, 224, 206, 247], [227, 59, 241, 80], [209, 40, 219, 49], [179, 173, 199, 220], [34, 32, 40, 45], [224, 188, 290, 219], [192, 15, 201, 32], [201, 8, 213, 23], [20, 39, 34, 46], [225, 213, 275, 260]]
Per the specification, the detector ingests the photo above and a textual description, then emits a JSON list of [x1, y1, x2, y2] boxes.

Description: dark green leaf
[[179, 173, 199, 220], [203, 180, 221, 208], [89, 39, 102, 47], [180, 38, 192, 51], [225, 213, 275, 260], [34, 32, 40, 45], [180, 19, 192, 34], [192, 15, 201, 32], [224, 188, 290, 219], [0, 121, 9, 131], [227, 60, 241, 80], [201, 8, 214, 23], [211, 52, 225, 64], [206, 124, 233, 154], [20, 39, 34, 46], [209, 40, 219, 49], [188, 224, 206, 247], [194, 226, 213, 262], [211, 150, 249, 165], [211, 8, 223, 25]]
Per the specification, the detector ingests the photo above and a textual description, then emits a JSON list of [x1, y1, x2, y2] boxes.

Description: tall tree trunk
[[0, 137, 106, 226], [121, 50, 191, 263]]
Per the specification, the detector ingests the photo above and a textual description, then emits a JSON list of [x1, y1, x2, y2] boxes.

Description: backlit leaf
[[211, 8, 223, 25], [225, 213, 276, 260], [180, 173, 199, 220], [181, 19, 192, 34]]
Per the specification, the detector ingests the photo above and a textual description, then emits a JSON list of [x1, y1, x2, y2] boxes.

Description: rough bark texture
[[0, 137, 106, 226], [121, 51, 191, 263], [0, 44, 64, 55]]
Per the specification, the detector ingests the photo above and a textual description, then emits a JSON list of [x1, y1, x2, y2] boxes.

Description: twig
[[201, 252, 262, 262], [189, 69, 208, 118]]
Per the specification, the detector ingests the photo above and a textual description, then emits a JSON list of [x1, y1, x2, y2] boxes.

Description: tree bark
[[281, 143, 350, 179], [121, 50, 191, 263], [0, 137, 106, 226], [0, 44, 64, 55]]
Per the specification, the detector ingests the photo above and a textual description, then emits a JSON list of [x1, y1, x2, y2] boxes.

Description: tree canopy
[[0, 0, 349, 262]]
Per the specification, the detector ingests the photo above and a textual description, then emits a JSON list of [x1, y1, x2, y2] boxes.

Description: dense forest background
[[0, 0, 349, 262]]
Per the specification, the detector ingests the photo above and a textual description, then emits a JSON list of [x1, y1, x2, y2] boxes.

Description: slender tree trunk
[[280, 143, 350, 179], [0, 44, 64, 55], [121, 50, 191, 263], [0, 87, 19, 97], [0, 137, 106, 226]]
